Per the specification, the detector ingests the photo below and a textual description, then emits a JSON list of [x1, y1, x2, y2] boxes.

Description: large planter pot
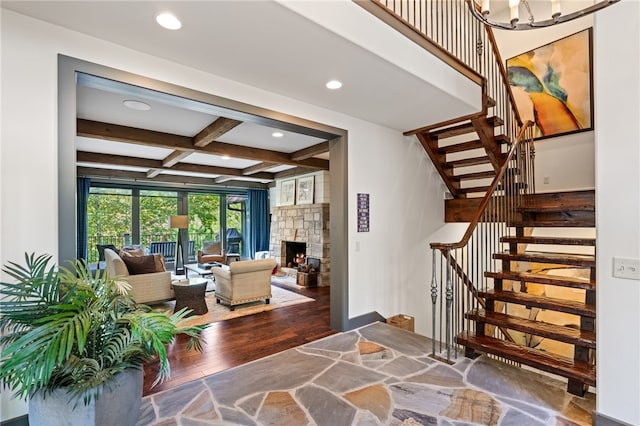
[[28, 368, 143, 426]]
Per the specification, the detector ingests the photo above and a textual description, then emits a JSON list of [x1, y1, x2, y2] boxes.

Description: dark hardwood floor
[[142, 283, 335, 396]]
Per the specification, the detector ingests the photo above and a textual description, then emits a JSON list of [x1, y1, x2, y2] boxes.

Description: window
[[226, 195, 246, 255], [188, 193, 221, 254], [139, 190, 178, 249], [86, 185, 247, 263], [87, 187, 132, 263]]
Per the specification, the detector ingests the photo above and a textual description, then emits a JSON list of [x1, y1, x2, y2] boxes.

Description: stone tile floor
[[137, 322, 594, 425]]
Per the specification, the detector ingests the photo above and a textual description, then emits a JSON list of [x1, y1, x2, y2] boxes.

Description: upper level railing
[[359, 0, 523, 158]]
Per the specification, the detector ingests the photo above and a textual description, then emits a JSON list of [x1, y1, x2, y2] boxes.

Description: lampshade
[[169, 215, 189, 229]]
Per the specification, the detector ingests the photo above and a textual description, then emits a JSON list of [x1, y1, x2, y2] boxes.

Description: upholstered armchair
[[197, 240, 226, 264], [211, 258, 276, 310], [103, 248, 173, 304]]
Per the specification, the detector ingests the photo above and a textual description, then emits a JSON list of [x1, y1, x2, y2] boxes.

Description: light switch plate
[[613, 257, 640, 280]]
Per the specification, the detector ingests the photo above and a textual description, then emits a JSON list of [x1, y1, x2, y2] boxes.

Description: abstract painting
[[507, 29, 593, 140]]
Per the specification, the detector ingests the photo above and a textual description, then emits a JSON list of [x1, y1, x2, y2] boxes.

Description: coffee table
[[184, 262, 223, 278], [172, 278, 208, 315]]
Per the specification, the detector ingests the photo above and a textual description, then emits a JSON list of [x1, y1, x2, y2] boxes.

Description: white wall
[[595, 2, 640, 424], [0, 9, 450, 420], [492, 14, 595, 193]]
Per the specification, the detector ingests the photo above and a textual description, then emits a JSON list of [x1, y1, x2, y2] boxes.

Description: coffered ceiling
[[2, 0, 484, 189]]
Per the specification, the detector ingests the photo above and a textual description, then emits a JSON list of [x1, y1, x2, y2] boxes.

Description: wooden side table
[[172, 278, 208, 315], [226, 254, 241, 264]]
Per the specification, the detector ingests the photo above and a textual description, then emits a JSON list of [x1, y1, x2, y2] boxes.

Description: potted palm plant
[[0, 253, 205, 426]]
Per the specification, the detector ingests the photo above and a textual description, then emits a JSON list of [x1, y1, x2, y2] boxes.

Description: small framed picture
[[296, 176, 314, 205], [280, 179, 295, 206]]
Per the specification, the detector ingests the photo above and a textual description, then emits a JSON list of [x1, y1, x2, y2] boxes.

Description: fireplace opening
[[284, 241, 306, 267]]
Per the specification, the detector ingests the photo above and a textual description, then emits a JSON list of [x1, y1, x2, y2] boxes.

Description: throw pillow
[[120, 246, 145, 257], [121, 254, 157, 275], [152, 254, 166, 272], [202, 241, 221, 255]]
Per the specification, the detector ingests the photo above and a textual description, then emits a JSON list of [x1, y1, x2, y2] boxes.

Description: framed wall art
[[296, 176, 314, 205], [506, 28, 593, 140], [280, 179, 295, 206]]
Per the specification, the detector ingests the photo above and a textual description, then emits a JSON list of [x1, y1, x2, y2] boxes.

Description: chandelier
[[466, 0, 620, 30]]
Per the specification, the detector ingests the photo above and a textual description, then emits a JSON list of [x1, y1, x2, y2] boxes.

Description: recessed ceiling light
[[272, 132, 284, 138], [221, 155, 231, 160], [122, 100, 151, 111], [326, 80, 343, 90], [156, 13, 182, 30]]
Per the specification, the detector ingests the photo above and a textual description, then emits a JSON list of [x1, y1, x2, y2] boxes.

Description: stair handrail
[[431, 120, 534, 252]]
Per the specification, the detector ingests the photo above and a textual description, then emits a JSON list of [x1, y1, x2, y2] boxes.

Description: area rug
[[151, 284, 314, 328], [270, 274, 304, 290]]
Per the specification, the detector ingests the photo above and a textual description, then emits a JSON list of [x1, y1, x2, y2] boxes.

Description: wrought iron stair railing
[[430, 121, 534, 361]]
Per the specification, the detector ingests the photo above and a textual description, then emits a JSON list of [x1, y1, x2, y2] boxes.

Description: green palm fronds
[[0, 253, 206, 403]]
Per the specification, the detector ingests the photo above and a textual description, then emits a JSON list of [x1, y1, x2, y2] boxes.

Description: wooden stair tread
[[509, 219, 595, 228], [459, 186, 490, 194], [466, 309, 596, 348], [520, 191, 595, 212], [494, 251, 595, 267], [519, 205, 595, 212], [478, 289, 596, 317], [431, 116, 503, 140], [439, 140, 483, 154], [456, 331, 596, 385], [447, 156, 492, 167], [486, 271, 595, 290], [501, 236, 596, 246], [455, 170, 496, 181]]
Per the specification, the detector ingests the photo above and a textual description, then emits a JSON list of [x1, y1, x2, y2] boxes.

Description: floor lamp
[[169, 215, 189, 275]]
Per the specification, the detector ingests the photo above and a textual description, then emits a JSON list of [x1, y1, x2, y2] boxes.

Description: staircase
[[360, 0, 597, 397], [415, 113, 510, 198], [456, 190, 596, 395]]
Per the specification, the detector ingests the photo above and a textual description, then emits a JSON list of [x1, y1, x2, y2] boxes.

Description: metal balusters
[[430, 248, 438, 355]]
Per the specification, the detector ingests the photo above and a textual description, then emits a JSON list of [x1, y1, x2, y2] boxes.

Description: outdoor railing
[[88, 233, 215, 264]]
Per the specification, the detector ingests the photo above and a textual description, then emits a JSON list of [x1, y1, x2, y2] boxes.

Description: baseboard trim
[[1, 415, 28, 426], [347, 311, 386, 330], [594, 411, 635, 426]]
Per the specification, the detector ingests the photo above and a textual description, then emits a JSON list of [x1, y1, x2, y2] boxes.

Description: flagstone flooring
[[137, 322, 594, 425]]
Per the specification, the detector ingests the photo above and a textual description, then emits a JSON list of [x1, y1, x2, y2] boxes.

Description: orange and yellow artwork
[[507, 29, 593, 139]]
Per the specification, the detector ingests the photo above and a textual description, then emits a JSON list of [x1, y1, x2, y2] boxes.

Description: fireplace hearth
[[284, 241, 306, 267]]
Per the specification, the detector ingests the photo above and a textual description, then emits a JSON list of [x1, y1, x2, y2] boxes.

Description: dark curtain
[[247, 189, 270, 259], [76, 177, 91, 261]]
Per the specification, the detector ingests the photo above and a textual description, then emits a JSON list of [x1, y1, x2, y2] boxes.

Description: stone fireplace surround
[[269, 203, 329, 286]]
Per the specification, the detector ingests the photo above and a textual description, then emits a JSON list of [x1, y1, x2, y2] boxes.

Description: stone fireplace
[[270, 204, 330, 286]]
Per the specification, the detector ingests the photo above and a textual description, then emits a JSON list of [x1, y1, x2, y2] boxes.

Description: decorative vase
[[28, 368, 143, 426]]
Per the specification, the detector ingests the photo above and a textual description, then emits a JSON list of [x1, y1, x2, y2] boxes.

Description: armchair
[[197, 240, 226, 264], [211, 258, 276, 310], [103, 249, 173, 304]]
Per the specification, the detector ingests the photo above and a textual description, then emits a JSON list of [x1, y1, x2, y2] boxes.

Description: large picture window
[[86, 184, 247, 264]]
